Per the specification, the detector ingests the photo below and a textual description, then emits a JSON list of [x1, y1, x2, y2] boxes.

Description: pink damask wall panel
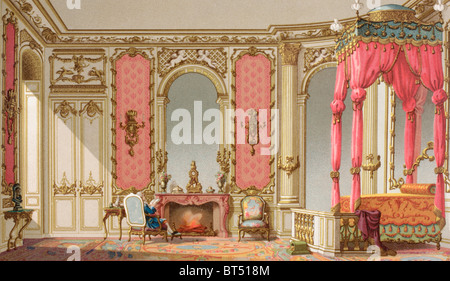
[[4, 23, 16, 186], [115, 54, 151, 190], [235, 54, 272, 190]]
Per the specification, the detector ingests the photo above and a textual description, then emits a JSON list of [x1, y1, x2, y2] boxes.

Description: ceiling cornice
[[6, 0, 446, 47]]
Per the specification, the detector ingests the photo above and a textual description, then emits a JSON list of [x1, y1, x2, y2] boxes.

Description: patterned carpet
[[0, 237, 449, 261]]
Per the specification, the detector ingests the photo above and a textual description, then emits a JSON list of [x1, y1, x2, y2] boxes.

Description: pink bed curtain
[[330, 58, 349, 213], [383, 49, 421, 184], [402, 44, 447, 228], [420, 45, 447, 229], [347, 42, 400, 212]]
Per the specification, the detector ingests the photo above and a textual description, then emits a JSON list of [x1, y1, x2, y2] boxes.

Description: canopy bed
[[330, 4, 447, 248]]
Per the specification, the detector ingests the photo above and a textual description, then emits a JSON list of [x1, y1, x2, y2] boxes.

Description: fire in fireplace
[[168, 202, 215, 236]]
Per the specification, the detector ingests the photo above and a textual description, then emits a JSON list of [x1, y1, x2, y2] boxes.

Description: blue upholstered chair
[[238, 195, 270, 242], [123, 193, 168, 244]]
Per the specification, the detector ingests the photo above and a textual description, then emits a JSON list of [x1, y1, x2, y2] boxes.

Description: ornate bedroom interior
[[1, 0, 450, 261]]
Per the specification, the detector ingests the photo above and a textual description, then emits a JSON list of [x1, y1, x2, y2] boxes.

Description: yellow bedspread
[[341, 193, 436, 226]]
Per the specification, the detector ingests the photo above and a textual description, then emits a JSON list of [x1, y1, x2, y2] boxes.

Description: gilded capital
[[279, 43, 302, 66]]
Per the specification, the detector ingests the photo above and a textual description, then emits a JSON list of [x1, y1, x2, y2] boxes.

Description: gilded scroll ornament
[[119, 110, 145, 157], [79, 171, 103, 195], [79, 100, 103, 118], [54, 100, 77, 118], [403, 142, 435, 176], [277, 156, 300, 176], [2, 180, 13, 196], [53, 172, 76, 195], [156, 149, 169, 174], [3, 89, 20, 145]]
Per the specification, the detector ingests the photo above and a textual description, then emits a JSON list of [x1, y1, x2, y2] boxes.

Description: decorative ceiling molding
[[7, 0, 444, 46]]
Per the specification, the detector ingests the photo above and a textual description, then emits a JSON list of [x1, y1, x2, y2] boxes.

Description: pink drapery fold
[[413, 86, 429, 183], [347, 42, 400, 212], [385, 50, 421, 184], [419, 44, 447, 230], [330, 58, 348, 213]]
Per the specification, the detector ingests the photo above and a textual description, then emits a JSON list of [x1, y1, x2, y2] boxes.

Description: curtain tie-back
[[331, 100, 345, 124], [435, 167, 445, 175], [330, 171, 340, 182], [350, 167, 361, 175], [432, 89, 447, 106], [351, 88, 366, 111]]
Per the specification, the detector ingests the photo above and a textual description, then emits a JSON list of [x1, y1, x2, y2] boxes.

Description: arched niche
[[156, 64, 228, 192], [158, 64, 227, 99], [21, 48, 42, 81], [300, 62, 352, 212]]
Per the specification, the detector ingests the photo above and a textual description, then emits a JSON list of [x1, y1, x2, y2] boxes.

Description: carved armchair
[[123, 193, 168, 244], [238, 195, 270, 242]]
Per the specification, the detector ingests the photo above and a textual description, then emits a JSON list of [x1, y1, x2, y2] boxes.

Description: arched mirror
[[166, 73, 220, 192]]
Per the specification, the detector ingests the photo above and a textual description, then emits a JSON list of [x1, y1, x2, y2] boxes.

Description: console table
[[155, 193, 230, 237], [3, 209, 34, 251]]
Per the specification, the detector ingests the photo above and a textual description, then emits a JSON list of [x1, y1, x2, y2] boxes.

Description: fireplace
[[155, 193, 230, 237]]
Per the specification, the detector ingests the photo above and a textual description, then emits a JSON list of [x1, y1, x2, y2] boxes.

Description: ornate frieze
[[303, 46, 336, 73], [158, 48, 227, 78], [49, 49, 107, 94]]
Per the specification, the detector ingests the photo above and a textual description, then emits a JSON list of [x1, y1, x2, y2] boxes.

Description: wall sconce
[[119, 110, 145, 157], [246, 109, 259, 156]]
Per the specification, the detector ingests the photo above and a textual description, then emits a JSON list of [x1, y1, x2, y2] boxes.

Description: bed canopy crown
[[330, 3, 447, 230]]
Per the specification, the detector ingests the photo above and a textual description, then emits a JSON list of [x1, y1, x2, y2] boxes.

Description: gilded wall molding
[[110, 47, 156, 197], [158, 63, 227, 99], [1, 9, 19, 197], [278, 26, 334, 42], [300, 61, 337, 99]]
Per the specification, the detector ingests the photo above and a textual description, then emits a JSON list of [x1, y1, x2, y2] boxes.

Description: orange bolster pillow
[[400, 184, 436, 195]]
